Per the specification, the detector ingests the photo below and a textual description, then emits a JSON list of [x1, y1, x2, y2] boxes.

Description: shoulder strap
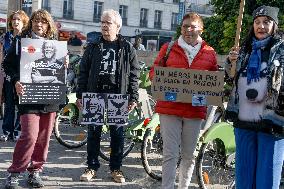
[[165, 40, 175, 61], [159, 40, 175, 67]]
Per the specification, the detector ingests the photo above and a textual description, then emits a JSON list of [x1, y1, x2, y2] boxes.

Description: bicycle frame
[[59, 93, 79, 124], [200, 122, 236, 156], [142, 107, 237, 158], [101, 89, 157, 142], [142, 113, 160, 136]]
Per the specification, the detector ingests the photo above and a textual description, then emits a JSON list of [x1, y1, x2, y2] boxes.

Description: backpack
[[159, 40, 175, 67]]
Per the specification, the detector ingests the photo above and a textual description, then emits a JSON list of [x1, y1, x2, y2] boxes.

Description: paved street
[[0, 128, 201, 189], [0, 137, 155, 189]]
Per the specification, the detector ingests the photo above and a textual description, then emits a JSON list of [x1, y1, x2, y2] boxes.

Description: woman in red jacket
[[150, 12, 217, 189]]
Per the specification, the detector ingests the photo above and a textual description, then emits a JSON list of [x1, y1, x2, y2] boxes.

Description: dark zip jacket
[[76, 35, 140, 103]]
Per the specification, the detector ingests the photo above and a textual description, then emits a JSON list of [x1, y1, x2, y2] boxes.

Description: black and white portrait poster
[[107, 94, 129, 126], [81, 93, 129, 126], [81, 93, 105, 125], [19, 38, 67, 104]]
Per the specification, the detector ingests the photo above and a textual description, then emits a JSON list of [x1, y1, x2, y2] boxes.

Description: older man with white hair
[[76, 9, 140, 183]]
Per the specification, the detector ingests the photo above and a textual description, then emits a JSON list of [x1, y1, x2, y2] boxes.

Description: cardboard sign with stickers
[[152, 67, 224, 106]]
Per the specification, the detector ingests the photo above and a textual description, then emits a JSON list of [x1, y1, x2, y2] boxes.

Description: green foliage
[[174, 25, 181, 40], [202, 15, 226, 54], [202, 14, 253, 54], [200, 0, 284, 54], [174, 0, 284, 54], [209, 0, 240, 18], [210, 0, 284, 16], [279, 15, 284, 31]]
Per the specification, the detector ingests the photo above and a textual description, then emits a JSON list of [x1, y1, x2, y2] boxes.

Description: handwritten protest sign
[[152, 67, 224, 106]]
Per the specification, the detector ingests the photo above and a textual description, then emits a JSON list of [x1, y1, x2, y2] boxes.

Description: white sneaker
[[0, 134, 9, 141], [80, 169, 96, 181], [13, 135, 20, 141]]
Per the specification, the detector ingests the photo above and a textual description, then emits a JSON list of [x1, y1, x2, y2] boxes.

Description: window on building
[[119, 5, 128, 26], [171, 13, 179, 31], [93, 1, 103, 23], [42, 0, 51, 12], [173, 0, 179, 4], [63, 0, 73, 19], [154, 10, 162, 29], [140, 8, 148, 28]]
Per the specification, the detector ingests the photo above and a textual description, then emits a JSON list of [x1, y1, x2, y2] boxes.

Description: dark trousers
[[2, 79, 20, 137], [87, 125, 124, 171]]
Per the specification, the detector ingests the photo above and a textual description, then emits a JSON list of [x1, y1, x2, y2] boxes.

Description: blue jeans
[[234, 128, 284, 189], [2, 79, 20, 137], [86, 125, 124, 171]]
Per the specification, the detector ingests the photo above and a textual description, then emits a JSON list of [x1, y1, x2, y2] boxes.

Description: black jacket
[[3, 33, 60, 114], [76, 35, 140, 103]]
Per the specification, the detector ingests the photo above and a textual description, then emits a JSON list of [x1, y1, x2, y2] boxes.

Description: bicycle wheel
[[196, 139, 235, 189], [141, 127, 163, 180], [148, 94, 156, 110], [99, 107, 141, 161], [54, 104, 88, 149], [99, 124, 135, 161], [99, 96, 155, 161], [0, 102, 4, 120], [229, 181, 235, 189]]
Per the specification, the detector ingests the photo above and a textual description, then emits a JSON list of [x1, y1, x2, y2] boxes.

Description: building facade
[[0, 0, 8, 35], [42, 0, 212, 49], [185, 0, 213, 17], [1, 0, 213, 49], [43, 0, 182, 38]]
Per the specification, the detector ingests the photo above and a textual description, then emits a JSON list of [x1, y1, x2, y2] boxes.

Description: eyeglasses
[[182, 24, 202, 31], [32, 19, 48, 24]]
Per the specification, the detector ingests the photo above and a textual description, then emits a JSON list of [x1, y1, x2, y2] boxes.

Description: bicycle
[[98, 91, 156, 161], [54, 59, 153, 148], [90, 62, 156, 161], [195, 107, 235, 189], [140, 106, 236, 188], [53, 88, 157, 160], [141, 113, 163, 180]]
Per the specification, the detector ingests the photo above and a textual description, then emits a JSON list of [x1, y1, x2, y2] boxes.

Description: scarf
[[31, 31, 45, 39], [247, 36, 271, 84], [178, 36, 202, 66]]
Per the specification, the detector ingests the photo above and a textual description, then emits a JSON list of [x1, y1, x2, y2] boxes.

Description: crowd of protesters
[[0, 5, 283, 189]]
